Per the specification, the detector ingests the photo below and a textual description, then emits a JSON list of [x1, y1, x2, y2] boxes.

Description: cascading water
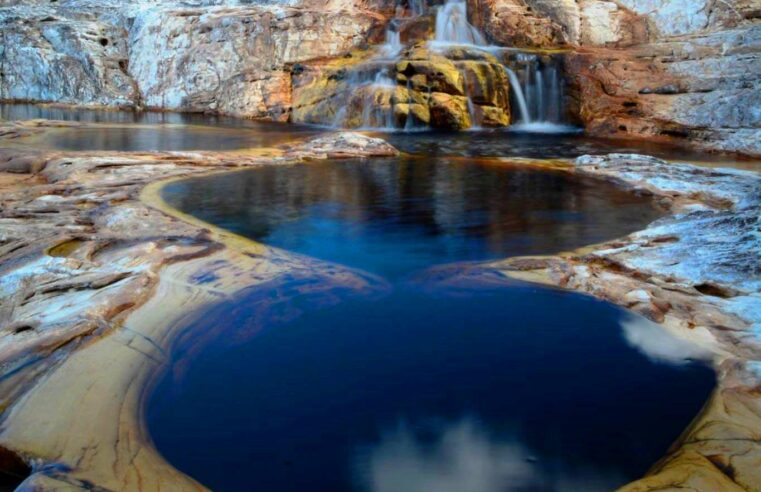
[[379, 27, 402, 59], [504, 68, 530, 123], [505, 52, 572, 132], [323, 0, 572, 132], [433, 0, 487, 47]]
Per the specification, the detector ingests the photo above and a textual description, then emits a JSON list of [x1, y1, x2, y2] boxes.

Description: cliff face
[[467, 0, 760, 155], [0, 0, 759, 154], [0, 0, 391, 119]]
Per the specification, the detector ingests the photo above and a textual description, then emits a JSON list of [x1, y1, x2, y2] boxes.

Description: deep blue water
[[150, 158, 715, 491]]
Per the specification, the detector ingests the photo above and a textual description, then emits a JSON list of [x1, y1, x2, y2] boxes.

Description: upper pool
[[3, 103, 758, 167], [149, 157, 715, 491]]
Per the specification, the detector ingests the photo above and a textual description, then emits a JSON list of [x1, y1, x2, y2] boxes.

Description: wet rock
[[394, 103, 431, 126], [429, 92, 472, 130], [473, 104, 510, 127], [282, 132, 399, 158], [456, 60, 510, 107], [397, 58, 465, 96]]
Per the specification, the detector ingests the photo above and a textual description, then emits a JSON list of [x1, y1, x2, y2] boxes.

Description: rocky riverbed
[[0, 117, 759, 490]]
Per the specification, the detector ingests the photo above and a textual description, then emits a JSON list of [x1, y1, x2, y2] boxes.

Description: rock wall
[[128, 5, 383, 120], [0, 5, 137, 106], [0, 0, 391, 119], [565, 21, 761, 156]]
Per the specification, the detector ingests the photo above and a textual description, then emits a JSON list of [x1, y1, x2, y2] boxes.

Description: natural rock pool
[[151, 157, 715, 491]]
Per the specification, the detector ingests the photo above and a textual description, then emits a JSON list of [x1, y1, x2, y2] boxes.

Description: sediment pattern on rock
[[0, 127, 396, 490]]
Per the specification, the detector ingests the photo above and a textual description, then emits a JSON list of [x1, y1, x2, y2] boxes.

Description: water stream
[[327, 0, 571, 132]]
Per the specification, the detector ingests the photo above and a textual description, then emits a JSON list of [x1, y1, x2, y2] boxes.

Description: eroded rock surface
[[0, 128, 397, 490], [478, 153, 761, 491], [565, 24, 761, 156], [0, 0, 391, 119], [282, 131, 400, 158]]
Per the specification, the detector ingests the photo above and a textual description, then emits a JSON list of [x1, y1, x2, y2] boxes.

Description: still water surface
[[3, 103, 756, 167], [151, 158, 715, 491]]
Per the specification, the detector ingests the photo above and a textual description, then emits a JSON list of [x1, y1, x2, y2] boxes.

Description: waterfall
[[504, 68, 530, 123], [322, 0, 572, 132], [379, 27, 402, 58], [505, 53, 572, 132], [408, 0, 427, 16], [433, 0, 487, 46]]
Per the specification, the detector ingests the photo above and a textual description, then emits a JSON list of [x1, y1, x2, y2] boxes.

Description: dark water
[[384, 129, 752, 163], [0, 103, 316, 152], [3, 103, 756, 165], [162, 158, 661, 278], [150, 158, 715, 491]]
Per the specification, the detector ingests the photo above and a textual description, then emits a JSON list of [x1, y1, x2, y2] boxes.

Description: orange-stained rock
[[467, 0, 569, 48]]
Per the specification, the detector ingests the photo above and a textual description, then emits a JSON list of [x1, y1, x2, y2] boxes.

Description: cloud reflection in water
[[620, 314, 713, 365], [354, 418, 626, 492]]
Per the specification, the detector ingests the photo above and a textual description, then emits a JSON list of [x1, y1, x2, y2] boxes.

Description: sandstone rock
[[525, 0, 581, 44], [397, 58, 465, 95], [474, 104, 510, 126], [579, 0, 650, 46], [394, 102, 431, 125], [565, 24, 761, 156], [429, 92, 472, 130], [467, 0, 569, 48], [129, 5, 383, 120], [616, 0, 709, 37], [456, 60, 509, 107]]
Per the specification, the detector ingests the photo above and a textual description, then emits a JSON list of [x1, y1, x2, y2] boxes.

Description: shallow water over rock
[[150, 158, 715, 491]]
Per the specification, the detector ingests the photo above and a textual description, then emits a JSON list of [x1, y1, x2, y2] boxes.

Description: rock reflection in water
[[149, 159, 714, 492], [162, 157, 662, 278]]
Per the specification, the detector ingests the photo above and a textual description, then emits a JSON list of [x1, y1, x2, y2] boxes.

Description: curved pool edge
[[145, 157, 761, 490], [0, 146, 757, 491]]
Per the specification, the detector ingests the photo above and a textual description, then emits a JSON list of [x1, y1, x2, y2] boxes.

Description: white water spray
[[504, 68, 530, 123], [434, 0, 487, 46]]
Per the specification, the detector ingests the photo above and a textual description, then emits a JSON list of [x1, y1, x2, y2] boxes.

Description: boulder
[[429, 92, 472, 130], [396, 58, 465, 95], [456, 61, 509, 108], [474, 105, 510, 127], [283, 132, 400, 158], [394, 103, 431, 126]]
